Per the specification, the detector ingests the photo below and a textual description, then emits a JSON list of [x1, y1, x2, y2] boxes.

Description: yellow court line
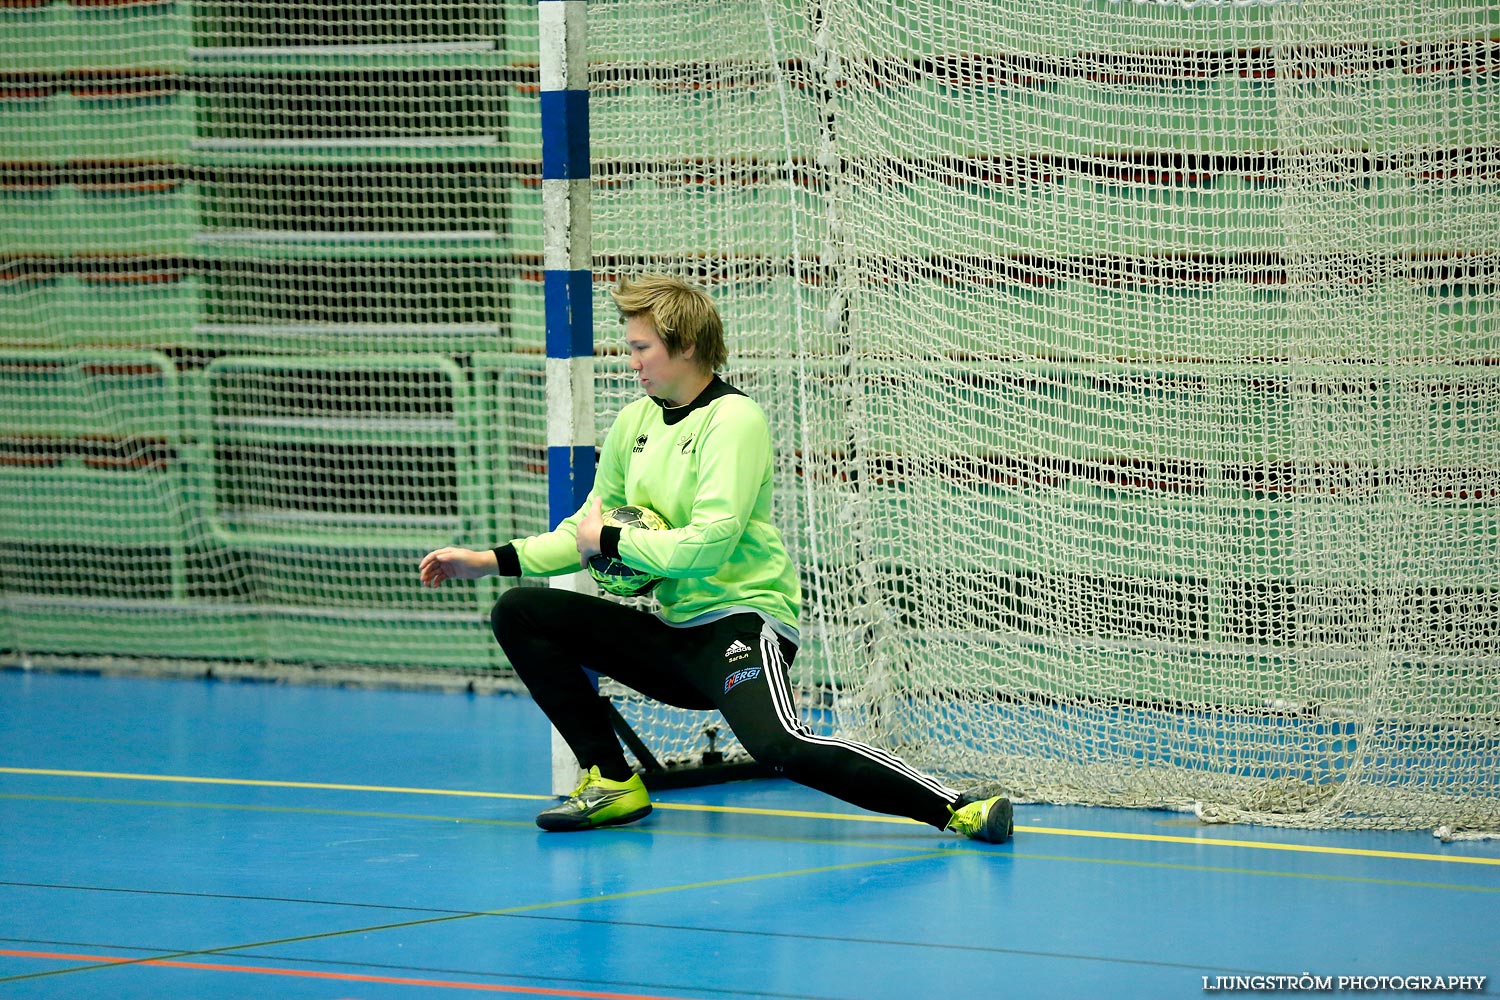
[[0, 767, 550, 802], [653, 803, 1500, 867], [1012, 824, 1500, 866], [9, 793, 1500, 898], [4, 766, 1498, 868]]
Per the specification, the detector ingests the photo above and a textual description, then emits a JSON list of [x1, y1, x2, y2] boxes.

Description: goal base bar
[[602, 694, 776, 791], [636, 759, 777, 792]]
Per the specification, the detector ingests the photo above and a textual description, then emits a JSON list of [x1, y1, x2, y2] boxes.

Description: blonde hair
[[609, 274, 727, 372]]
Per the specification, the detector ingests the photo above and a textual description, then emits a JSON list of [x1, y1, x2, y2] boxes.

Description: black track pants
[[491, 586, 960, 829]]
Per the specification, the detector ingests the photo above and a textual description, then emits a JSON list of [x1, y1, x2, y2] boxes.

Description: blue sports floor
[[2, 669, 1497, 1000]]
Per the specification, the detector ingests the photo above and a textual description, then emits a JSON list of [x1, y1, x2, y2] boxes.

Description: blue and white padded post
[[540, 0, 592, 530], [539, 0, 594, 794]]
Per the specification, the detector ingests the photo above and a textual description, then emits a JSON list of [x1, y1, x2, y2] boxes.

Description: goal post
[[538, 0, 596, 797]]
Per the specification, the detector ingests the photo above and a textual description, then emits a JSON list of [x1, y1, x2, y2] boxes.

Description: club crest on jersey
[[724, 665, 762, 694]]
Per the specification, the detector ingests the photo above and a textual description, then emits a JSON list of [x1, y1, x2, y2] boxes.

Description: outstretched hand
[[419, 547, 497, 588]]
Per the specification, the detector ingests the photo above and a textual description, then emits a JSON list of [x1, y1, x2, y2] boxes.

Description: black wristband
[[492, 544, 522, 577], [599, 525, 622, 559]]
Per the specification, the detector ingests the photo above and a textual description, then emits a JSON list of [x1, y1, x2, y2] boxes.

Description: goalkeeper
[[419, 274, 1011, 843]]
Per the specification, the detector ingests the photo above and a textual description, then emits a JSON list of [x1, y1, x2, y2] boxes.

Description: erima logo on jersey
[[724, 665, 761, 693]]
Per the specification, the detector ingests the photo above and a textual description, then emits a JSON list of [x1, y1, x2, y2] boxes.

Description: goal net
[[586, 0, 1500, 832], [2, 0, 1496, 833]]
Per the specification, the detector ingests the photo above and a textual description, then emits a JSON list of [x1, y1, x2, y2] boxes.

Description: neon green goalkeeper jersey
[[501, 377, 801, 635]]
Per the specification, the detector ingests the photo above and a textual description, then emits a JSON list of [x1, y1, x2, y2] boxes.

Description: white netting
[[588, 0, 1500, 831], [1, 1, 545, 678]]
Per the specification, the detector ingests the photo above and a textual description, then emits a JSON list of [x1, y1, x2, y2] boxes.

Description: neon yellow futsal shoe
[[945, 794, 1014, 844], [536, 766, 652, 832]]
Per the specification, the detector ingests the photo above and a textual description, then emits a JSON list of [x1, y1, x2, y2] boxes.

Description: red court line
[[0, 949, 698, 999]]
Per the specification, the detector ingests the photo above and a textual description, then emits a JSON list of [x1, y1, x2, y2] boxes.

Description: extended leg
[[702, 617, 1013, 841], [689, 615, 962, 829]]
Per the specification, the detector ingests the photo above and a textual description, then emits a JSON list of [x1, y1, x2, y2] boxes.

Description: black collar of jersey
[[651, 375, 745, 426]]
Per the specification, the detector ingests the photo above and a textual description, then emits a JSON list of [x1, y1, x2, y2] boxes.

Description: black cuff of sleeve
[[492, 543, 522, 577], [599, 525, 622, 559]]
